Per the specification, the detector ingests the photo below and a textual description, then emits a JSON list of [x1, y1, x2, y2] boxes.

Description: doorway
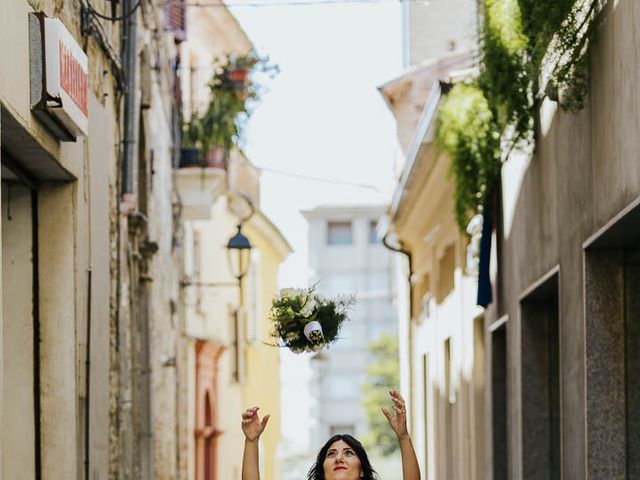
[[1, 162, 40, 479]]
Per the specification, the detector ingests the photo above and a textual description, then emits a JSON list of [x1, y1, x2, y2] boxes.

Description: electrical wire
[[186, 0, 430, 7], [256, 166, 385, 194], [87, 0, 142, 21]]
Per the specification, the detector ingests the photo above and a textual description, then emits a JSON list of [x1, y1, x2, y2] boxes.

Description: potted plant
[[178, 52, 276, 169], [227, 52, 259, 98], [179, 117, 203, 168], [180, 116, 228, 169]]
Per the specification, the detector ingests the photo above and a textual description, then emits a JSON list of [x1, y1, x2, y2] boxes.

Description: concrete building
[[0, 1, 180, 479], [401, 0, 476, 67], [484, 1, 640, 478], [302, 205, 399, 449]]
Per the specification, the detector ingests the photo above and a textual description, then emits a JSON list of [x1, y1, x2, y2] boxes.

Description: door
[[1, 170, 39, 479]]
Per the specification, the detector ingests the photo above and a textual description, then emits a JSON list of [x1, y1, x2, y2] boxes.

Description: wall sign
[[30, 13, 89, 141]]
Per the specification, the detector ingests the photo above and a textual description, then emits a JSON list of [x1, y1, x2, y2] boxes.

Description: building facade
[[174, 9, 288, 479], [1, 2, 285, 479], [177, 151, 290, 480], [302, 205, 399, 449], [0, 1, 181, 479], [486, 1, 640, 478], [383, 80, 486, 479], [381, 4, 483, 477], [385, 0, 640, 479], [401, 0, 476, 67]]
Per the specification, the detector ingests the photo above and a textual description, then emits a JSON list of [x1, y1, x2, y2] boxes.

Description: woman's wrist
[[245, 437, 260, 445]]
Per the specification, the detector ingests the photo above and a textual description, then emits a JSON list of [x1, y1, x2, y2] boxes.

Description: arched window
[[195, 341, 222, 480]]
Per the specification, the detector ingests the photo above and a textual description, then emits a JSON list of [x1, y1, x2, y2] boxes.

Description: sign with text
[[30, 14, 88, 140]]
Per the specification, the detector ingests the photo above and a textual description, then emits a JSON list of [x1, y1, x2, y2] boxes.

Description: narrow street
[[1, 0, 639, 479]]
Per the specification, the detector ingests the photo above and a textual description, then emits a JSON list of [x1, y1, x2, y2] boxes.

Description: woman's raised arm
[[241, 407, 270, 480], [381, 390, 420, 480]]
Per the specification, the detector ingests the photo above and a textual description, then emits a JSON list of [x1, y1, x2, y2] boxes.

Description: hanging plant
[[181, 51, 278, 164], [435, 83, 501, 230], [480, 0, 530, 135], [437, 0, 608, 231]]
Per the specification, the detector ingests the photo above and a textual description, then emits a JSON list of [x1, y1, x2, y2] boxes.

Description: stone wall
[[495, 1, 640, 478]]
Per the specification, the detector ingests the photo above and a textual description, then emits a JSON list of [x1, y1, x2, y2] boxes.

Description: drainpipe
[[32, 189, 42, 480], [120, 1, 138, 476], [84, 268, 92, 480], [382, 230, 415, 433], [121, 0, 138, 203]]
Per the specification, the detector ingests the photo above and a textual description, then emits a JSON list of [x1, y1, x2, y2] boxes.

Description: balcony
[[175, 148, 227, 220]]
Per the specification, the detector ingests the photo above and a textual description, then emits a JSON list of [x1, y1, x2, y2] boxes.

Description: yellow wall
[[243, 214, 291, 480], [181, 199, 290, 480]]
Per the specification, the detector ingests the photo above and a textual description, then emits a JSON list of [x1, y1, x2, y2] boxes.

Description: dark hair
[[306, 434, 379, 480]]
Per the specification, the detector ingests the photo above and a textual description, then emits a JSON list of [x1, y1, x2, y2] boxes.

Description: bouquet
[[270, 288, 355, 354]]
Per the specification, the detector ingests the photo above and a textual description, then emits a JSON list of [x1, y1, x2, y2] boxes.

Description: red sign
[[59, 40, 88, 116]]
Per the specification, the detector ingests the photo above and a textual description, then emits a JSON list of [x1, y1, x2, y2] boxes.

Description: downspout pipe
[[84, 268, 92, 480], [382, 230, 415, 433], [121, 0, 138, 201]]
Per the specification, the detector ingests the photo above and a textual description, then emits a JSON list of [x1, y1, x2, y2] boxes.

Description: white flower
[[279, 288, 303, 300], [298, 296, 317, 317]]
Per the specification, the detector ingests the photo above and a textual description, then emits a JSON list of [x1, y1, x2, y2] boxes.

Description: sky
[[229, 0, 404, 462]]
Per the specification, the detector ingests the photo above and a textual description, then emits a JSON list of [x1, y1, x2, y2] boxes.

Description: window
[[423, 354, 430, 479], [247, 250, 262, 342], [369, 220, 379, 244], [330, 425, 355, 436], [437, 244, 456, 302], [320, 274, 355, 296], [166, 0, 187, 42], [194, 230, 203, 312], [328, 376, 358, 398], [366, 272, 388, 292], [327, 221, 352, 245], [444, 339, 454, 478]]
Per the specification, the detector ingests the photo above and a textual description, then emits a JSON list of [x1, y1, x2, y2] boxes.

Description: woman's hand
[[241, 407, 270, 443], [382, 390, 420, 480], [381, 390, 409, 439]]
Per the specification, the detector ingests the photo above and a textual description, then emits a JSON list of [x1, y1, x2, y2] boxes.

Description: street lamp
[[226, 223, 252, 302], [226, 222, 252, 383], [179, 223, 252, 292]]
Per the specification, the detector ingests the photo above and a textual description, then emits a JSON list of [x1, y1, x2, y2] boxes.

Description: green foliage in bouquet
[[270, 288, 355, 354]]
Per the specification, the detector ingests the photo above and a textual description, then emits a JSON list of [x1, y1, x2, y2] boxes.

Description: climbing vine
[[435, 83, 500, 229], [436, 0, 608, 230]]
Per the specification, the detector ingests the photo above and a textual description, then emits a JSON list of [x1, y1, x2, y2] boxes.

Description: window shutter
[[166, 0, 187, 42]]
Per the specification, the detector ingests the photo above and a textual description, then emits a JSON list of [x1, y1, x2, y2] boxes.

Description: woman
[[241, 390, 420, 480]]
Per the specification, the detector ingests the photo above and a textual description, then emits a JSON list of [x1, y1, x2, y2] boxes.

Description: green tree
[[361, 333, 400, 456]]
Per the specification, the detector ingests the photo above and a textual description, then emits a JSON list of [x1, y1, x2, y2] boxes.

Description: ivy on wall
[[436, 0, 607, 230], [435, 84, 500, 229]]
